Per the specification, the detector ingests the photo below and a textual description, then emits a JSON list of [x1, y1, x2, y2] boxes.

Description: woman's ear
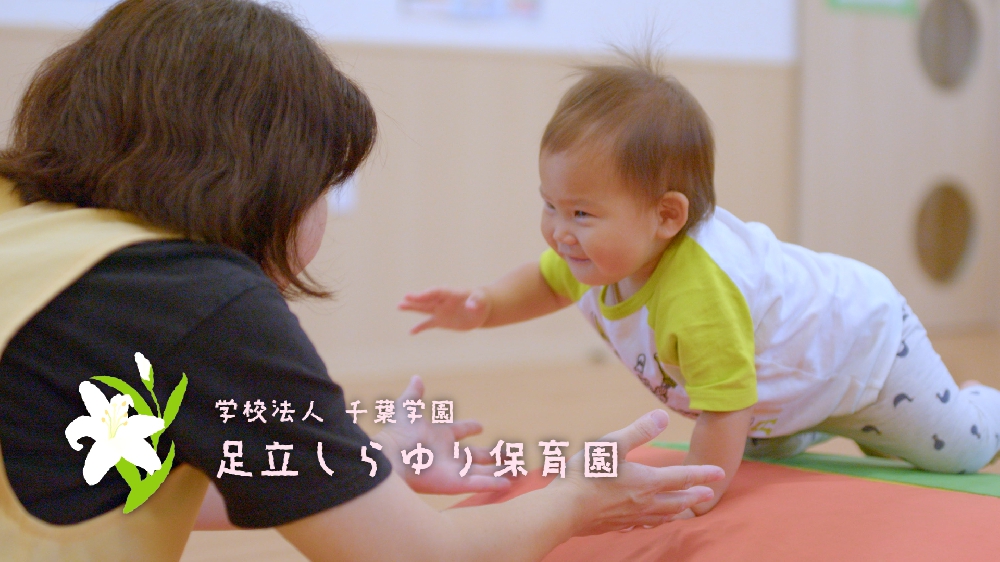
[[656, 191, 689, 240]]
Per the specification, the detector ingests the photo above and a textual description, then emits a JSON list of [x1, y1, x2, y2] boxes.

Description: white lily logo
[[65, 380, 165, 485], [64, 352, 188, 512]]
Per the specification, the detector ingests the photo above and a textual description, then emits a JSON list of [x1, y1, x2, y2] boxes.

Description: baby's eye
[[574, 210, 591, 218], [543, 201, 555, 211]]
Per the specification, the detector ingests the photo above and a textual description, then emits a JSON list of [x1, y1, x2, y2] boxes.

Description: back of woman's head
[[0, 0, 376, 297]]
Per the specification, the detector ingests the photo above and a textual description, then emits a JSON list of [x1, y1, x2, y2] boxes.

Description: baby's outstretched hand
[[398, 287, 492, 334]]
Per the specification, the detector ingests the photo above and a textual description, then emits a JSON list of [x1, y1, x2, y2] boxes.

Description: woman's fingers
[[598, 410, 670, 454], [619, 514, 675, 531], [667, 508, 696, 522], [464, 464, 506, 479], [549, 414, 725, 536], [450, 419, 483, 441], [600, 484, 713, 533], [458, 474, 513, 493], [652, 486, 715, 515], [394, 375, 425, 403], [467, 445, 494, 464], [643, 464, 725, 496]]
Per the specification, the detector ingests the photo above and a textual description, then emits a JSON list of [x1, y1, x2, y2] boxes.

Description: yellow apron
[[0, 179, 209, 561]]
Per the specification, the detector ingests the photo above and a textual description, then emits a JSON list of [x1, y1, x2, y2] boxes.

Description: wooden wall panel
[[799, 0, 1000, 331]]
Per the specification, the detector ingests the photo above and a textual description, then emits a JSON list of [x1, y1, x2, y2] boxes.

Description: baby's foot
[[990, 450, 1000, 467], [857, 443, 895, 460]]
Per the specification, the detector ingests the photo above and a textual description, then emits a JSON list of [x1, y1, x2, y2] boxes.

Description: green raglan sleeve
[[539, 248, 590, 302], [646, 238, 757, 412]]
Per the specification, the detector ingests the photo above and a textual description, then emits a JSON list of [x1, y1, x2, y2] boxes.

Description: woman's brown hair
[[0, 0, 376, 298], [541, 49, 715, 238]]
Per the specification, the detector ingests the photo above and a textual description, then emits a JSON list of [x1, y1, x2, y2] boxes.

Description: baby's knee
[[903, 433, 998, 474]]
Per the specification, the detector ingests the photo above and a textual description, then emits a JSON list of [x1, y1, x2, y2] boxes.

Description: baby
[[400, 53, 1000, 515]]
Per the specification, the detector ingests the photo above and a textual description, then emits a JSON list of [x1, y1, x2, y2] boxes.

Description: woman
[[0, 1, 722, 560]]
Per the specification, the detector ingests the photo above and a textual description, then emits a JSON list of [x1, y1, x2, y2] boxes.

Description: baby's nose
[[552, 224, 577, 245]]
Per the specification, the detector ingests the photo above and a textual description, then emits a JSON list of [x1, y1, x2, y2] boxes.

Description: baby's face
[[539, 146, 671, 289]]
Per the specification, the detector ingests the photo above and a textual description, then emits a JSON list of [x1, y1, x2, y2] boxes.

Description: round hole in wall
[[918, 0, 979, 90], [916, 182, 974, 283]]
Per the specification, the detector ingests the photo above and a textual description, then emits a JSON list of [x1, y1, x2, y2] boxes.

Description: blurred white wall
[[0, 0, 797, 62]]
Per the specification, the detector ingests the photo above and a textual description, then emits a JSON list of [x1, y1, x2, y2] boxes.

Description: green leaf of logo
[[123, 443, 176, 514], [151, 373, 188, 450]]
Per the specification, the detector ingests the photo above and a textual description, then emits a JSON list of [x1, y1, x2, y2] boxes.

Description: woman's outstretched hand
[[375, 375, 724, 524], [375, 375, 511, 494], [552, 409, 724, 535], [282, 407, 724, 561]]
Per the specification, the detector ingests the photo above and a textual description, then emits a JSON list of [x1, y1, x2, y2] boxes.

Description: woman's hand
[[375, 375, 510, 494], [550, 409, 724, 535], [281, 409, 725, 561], [398, 287, 492, 334]]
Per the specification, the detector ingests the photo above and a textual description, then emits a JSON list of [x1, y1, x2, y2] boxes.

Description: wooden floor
[[180, 329, 1000, 561]]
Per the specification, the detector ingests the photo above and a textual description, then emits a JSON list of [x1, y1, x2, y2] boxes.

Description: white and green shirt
[[541, 207, 905, 438]]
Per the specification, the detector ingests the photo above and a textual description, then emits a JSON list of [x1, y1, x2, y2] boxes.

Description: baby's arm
[[399, 261, 572, 334], [680, 406, 754, 516]]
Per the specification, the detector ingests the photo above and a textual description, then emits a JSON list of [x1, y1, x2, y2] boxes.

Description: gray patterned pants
[[744, 303, 1000, 473]]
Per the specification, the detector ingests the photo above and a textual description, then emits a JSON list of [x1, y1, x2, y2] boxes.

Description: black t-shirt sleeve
[[0, 241, 391, 527], [155, 283, 391, 528]]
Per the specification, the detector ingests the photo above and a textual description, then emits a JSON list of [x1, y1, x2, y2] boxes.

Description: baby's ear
[[657, 191, 689, 239]]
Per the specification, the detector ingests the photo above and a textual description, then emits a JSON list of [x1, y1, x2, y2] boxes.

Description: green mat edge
[[650, 441, 1000, 498]]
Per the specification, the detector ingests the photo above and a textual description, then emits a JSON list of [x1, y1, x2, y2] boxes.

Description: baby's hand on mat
[[398, 287, 492, 334], [375, 375, 510, 495]]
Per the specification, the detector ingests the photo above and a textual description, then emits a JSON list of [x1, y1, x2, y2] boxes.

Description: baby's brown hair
[[0, 0, 376, 298], [541, 50, 715, 237]]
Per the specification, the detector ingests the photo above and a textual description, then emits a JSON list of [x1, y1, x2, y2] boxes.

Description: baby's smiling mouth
[[556, 246, 589, 263]]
